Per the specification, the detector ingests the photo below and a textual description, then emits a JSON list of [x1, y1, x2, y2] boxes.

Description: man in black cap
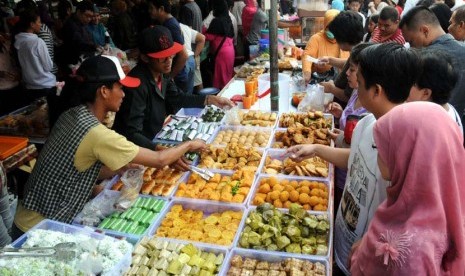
[[12, 55, 207, 238], [113, 26, 233, 151]]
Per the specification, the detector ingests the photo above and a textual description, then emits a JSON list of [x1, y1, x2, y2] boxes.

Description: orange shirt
[[302, 32, 349, 74]]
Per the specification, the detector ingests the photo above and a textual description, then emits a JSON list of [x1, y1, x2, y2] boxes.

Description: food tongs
[[0, 242, 77, 261], [189, 165, 214, 180]]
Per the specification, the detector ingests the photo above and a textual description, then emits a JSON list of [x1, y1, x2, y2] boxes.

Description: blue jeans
[[175, 55, 195, 94], [0, 184, 13, 247]]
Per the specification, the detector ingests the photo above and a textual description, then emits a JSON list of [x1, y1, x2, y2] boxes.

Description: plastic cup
[[242, 95, 252, 109], [245, 81, 255, 96]]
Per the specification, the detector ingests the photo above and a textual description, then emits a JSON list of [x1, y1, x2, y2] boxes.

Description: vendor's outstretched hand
[[320, 80, 335, 94], [171, 156, 191, 171], [286, 144, 317, 162], [209, 95, 235, 109], [187, 139, 207, 152]]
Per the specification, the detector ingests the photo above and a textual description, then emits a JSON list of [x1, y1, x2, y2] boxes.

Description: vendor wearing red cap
[[12, 55, 207, 238], [113, 26, 234, 151]]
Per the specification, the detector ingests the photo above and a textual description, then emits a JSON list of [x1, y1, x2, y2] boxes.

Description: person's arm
[[320, 80, 350, 102], [286, 144, 351, 170], [37, 40, 53, 72], [302, 35, 320, 83], [318, 56, 347, 70], [132, 139, 206, 168], [170, 47, 189, 78], [193, 32, 205, 57]]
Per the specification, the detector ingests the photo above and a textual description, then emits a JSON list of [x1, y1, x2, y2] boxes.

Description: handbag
[[200, 36, 227, 88]]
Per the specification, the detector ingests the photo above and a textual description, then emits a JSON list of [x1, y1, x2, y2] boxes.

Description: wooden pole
[[269, 0, 279, 111]]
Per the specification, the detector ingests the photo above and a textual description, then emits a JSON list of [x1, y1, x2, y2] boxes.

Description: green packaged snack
[[99, 217, 112, 229], [148, 198, 159, 211], [128, 208, 141, 220], [154, 200, 165, 212], [142, 198, 152, 209], [128, 221, 140, 234], [135, 209, 148, 222], [142, 211, 154, 224], [134, 197, 144, 208], [135, 225, 146, 235]]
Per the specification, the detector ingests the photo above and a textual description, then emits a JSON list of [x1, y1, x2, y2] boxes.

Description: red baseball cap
[[138, 26, 183, 59], [77, 55, 140, 88]]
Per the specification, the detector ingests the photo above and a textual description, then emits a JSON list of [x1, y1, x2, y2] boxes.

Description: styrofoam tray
[[220, 248, 330, 276], [209, 125, 273, 149], [257, 148, 333, 182], [11, 219, 133, 276], [172, 169, 257, 206], [234, 206, 333, 260], [72, 189, 169, 245], [247, 173, 332, 214], [148, 199, 247, 249]]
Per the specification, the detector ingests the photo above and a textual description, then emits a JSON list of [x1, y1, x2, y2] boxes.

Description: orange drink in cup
[[242, 95, 252, 109], [245, 81, 255, 96]]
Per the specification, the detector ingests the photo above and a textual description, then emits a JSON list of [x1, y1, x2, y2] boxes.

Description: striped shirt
[[370, 27, 406, 45], [38, 24, 57, 74]]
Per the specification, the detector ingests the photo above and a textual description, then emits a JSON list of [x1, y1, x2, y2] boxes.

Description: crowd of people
[[0, 0, 465, 275]]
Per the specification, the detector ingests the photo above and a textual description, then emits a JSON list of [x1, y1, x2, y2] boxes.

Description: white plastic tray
[[209, 125, 273, 149]]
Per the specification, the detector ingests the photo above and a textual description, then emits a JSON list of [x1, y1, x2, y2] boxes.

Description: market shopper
[[400, 6, 465, 135], [302, 9, 350, 84], [180, 22, 205, 94], [318, 11, 365, 102], [287, 43, 420, 275], [407, 49, 463, 132], [448, 6, 465, 41], [370, 6, 406, 44], [12, 55, 208, 238], [349, 102, 465, 275], [113, 26, 233, 151]]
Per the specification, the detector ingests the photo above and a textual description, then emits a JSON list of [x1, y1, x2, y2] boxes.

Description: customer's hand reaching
[[208, 95, 235, 109]]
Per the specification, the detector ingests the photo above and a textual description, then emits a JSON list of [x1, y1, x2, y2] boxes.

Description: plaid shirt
[[0, 162, 5, 191], [23, 105, 102, 223]]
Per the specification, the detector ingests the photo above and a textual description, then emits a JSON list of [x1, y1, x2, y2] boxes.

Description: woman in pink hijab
[[349, 102, 465, 275]]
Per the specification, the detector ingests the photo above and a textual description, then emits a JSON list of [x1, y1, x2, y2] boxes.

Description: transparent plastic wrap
[[115, 168, 145, 210], [223, 106, 241, 125], [298, 84, 325, 112], [76, 191, 118, 227]]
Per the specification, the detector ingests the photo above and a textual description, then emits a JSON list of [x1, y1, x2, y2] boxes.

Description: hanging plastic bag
[[298, 84, 325, 112], [115, 168, 144, 211], [223, 106, 241, 125]]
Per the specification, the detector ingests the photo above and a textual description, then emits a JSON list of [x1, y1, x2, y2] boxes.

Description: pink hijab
[[242, 0, 257, 37], [350, 102, 465, 275]]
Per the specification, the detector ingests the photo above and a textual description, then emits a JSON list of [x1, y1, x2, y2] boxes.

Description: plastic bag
[[223, 106, 241, 125], [298, 84, 325, 112], [115, 168, 144, 211], [76, 190, 118, 226]]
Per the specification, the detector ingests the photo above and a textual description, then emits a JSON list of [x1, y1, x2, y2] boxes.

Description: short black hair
[[18, 8, 39, 32], [456, 6, 465, 23], [349, 42, 375, 65], [379, 6, 399, 22], [369, 14, 379, 24], [358, 43, 420, 103], [76, 0, 94, 13], [400, 5, 440, 30], [149, 0, 172, 13], [416, 0, 434, 7], [79, 81, 117, 104], [415, 49, 457, 105], [348, 0, 363, 4], [328, 11, 364, 46], [429, 3, 452, 33]]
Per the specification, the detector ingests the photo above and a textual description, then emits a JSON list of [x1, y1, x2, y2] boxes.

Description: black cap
[[138, 26, 183, 59]]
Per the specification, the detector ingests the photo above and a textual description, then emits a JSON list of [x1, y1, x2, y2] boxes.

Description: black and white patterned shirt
[[23, 105, 102, 223]]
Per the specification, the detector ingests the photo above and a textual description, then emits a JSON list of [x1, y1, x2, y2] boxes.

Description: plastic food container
[[127, 237, 229, 275], [72, 189, 169, 245], [0, 136, 28, 160], [220, 248, 330, 276], [234, 206, 333, 260], [11, 219, 133, 276], [209, 125, 273, 149], [277, 112, 334, 129], [197, 145, 264, 171], [172, 169, 257, 206], [149, 199, 247, 249], [175, 108, 204, 117], [257, 73, 291, 112], [247, 173, 332, 213], [270, 128, 334, 149], [257, 148, 333, 181]]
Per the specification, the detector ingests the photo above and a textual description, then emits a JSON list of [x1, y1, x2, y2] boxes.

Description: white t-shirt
[[447, 103, 464, 134], [180, 23, 198, 57], [334, 114, 390, 275]]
